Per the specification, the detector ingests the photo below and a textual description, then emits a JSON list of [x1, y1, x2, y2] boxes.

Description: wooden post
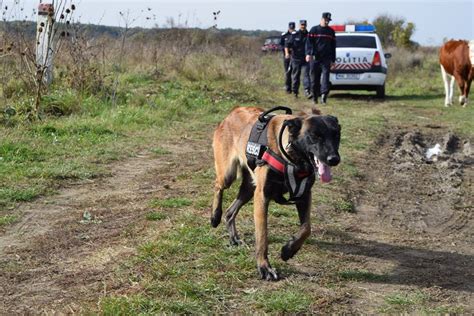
[[36, 3, 55, 86]]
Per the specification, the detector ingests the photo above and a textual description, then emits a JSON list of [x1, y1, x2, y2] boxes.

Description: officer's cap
[[299, 19, 307, 25], [288, 22, 295, 28], [322, 12, 332, 21]]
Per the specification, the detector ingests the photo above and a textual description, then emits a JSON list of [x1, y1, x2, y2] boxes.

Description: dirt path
[[1, 117, 472, 313], [0, 138, 211, 314]]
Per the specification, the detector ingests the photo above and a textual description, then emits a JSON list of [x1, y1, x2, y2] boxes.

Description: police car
[[329, 25, 391, 98]]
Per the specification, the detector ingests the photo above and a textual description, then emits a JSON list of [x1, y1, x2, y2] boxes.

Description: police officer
[[280, 22, 295, 94], [285, 20, 311, 98], [306, 12, 336, 104]]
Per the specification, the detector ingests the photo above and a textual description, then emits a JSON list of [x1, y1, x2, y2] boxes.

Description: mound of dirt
[[355, 130, 473, 243]]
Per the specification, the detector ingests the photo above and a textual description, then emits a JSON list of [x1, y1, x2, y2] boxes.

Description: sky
[[5, 0, 474, 45]]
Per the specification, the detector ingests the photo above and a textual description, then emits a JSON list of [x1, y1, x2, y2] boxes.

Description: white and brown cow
[[439, 40, 474, 107]]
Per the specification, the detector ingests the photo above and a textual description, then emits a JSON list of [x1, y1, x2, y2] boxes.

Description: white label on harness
[[246, 142, 262, 157], [470, 40, 474, 66]]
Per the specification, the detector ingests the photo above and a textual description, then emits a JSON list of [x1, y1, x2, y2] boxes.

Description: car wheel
[[376, 84, 385, 99]]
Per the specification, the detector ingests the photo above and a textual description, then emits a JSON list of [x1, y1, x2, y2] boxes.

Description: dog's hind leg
[[211, 157, 238, 228], [225, 167, 255, 245], [281, 192, 312, 261]]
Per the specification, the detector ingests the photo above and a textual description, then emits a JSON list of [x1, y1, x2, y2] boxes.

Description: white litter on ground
[[426, 144, 443, 159]]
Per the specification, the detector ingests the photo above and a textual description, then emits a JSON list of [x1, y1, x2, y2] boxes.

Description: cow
[[439, 40, 474, 107]]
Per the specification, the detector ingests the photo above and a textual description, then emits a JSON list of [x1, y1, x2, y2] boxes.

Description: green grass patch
[[146, 211, 167, 221], [385, 291, 428, 306], [338, 269, 389, 282], [379, 290, 432, 313], [269, 206, 293, 218], [149, 197, 192, 209], [0, 215, 18, 226], [251, 287, 312, 313], [0, 187, 43, 207], [333, 199, 355, 213], [101, 295, 162, 315]]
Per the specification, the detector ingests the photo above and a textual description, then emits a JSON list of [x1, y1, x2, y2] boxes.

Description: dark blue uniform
[[306, 25, 336, 102], [280, 31, 293, 93], [286, 29, 311, 96]]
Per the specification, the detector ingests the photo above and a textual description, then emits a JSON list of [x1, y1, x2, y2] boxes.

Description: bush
[[386, 46, 438, 77]]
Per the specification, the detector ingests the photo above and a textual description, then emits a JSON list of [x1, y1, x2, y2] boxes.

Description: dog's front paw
[[210, 213, 221, 228], [281, 244, 295, 261], [258, 265, 279, 281]]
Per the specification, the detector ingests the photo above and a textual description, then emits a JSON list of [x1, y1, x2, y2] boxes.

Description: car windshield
[[264, 38, 280, 45], [336, 35, 377, 48]]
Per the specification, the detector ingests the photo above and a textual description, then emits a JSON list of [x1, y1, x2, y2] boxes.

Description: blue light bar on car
[[354, 25, 376, 32]]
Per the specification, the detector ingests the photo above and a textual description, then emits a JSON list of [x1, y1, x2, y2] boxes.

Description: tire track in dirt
[[0, 138, 212, 314]]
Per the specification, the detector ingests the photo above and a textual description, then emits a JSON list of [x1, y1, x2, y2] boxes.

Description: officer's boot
[[321, 94, 328, 104]]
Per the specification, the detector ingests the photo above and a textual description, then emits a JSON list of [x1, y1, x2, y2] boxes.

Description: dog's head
[[286, 114, 341, 183]]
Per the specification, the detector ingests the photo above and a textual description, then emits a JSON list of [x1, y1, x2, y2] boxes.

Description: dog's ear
[[327, 115, 341, 130], [285, 118, 302, 136], [298, 107, 322, 116], [311, 107, 322, 115]]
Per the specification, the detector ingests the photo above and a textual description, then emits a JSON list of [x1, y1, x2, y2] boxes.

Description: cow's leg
[[441, 65, 452, 106], [449, 75, 455, 105], [453, 73, 466, 106], [463, 79, 472, 107]]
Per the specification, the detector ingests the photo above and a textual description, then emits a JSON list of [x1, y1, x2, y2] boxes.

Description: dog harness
[[246, 107, 315, 203]]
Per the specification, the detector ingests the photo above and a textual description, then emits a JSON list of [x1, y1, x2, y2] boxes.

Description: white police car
[[329, 25, 391, 98]]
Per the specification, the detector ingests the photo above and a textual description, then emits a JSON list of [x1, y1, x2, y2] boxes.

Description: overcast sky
[[7, 0, 474, 45]]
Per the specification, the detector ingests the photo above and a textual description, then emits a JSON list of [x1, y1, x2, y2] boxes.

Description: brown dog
[[211, 106, 341, 280]]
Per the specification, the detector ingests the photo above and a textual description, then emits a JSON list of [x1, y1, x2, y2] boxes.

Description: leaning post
[[36, 2, 55, 86]]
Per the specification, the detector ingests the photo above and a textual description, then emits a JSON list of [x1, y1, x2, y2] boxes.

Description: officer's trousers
[[310, 59, 332, 98], [283, 56, 292, 92], [290, 58, 310, 95]]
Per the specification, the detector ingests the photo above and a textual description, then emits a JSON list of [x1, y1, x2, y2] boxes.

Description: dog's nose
[[327, 155, 340, 166]]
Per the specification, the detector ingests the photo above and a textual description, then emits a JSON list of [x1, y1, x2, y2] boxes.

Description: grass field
[[1, 39, 473, 314]]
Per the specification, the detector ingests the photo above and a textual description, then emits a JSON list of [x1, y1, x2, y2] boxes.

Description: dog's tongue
[[317, 160, 332, 183]]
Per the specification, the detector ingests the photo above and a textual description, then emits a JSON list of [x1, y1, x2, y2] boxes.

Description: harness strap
[[261, 150, 285, 173], [262, 150, 311, 178]]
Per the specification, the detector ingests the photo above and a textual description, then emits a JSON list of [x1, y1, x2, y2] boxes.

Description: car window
[[336, 35, 377, 48], [264, 38, 280, 45]]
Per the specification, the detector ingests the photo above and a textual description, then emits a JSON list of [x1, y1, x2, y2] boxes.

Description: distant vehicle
[[261, 36, 282, 53], [329, 25, 391, 98]]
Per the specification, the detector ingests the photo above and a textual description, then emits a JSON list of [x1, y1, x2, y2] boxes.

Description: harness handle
[[258, 106, 293, 122]]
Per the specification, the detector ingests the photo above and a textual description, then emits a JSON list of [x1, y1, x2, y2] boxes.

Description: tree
[[393, 22, 415, 48], [344, 19, 370, 25], [372, 14, 416, 48]]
